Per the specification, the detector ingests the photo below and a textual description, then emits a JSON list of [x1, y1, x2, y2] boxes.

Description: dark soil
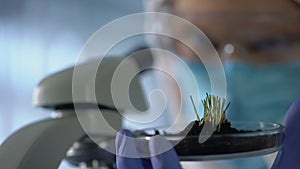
[[170, 120, 281, 156], [180, 120, 239, 136]]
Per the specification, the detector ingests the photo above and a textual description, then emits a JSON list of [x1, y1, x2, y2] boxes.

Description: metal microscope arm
[[0, 114, 85, 169]]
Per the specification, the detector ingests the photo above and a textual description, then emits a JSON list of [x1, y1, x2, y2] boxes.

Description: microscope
[[0, 56, 148, 169]]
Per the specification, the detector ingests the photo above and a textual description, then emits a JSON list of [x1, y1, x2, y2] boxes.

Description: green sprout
[[190, 95, 201, 122], [190, 93, 231, 132]]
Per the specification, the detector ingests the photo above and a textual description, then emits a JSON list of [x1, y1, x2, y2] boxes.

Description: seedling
[[189, 95, 201, 122], [190, 93, 231, 132], [167, 94, 281, 157]]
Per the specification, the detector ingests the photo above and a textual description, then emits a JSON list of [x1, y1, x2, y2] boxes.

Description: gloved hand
[[115, 129, 182, 169], [271, 100, 300, 169]]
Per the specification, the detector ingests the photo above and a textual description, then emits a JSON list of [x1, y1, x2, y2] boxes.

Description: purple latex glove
[[272, 100, 300, 169], [116, 129, 182, 169]]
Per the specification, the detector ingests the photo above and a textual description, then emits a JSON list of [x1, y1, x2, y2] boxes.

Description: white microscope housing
[[0, 56, 148, 169]]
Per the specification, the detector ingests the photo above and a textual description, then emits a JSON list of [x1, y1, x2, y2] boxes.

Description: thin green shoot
[[200, 93, 231, 132], [190, 95, 201, 122]]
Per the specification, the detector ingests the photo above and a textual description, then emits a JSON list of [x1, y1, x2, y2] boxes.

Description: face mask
[[225, 61, 300, 123], [177, 58, 300, 122]]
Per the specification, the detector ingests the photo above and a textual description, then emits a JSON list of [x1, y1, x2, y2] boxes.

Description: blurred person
[[129, 0, 300, 169], [144, 0, 300, 123]]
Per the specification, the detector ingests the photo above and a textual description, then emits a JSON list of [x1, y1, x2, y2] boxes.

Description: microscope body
[[0, 57, 146, 169]]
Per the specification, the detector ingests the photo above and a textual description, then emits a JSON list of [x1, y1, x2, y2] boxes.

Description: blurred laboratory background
[[0, 0, 144, 168], [1, 0, 300, 169]]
